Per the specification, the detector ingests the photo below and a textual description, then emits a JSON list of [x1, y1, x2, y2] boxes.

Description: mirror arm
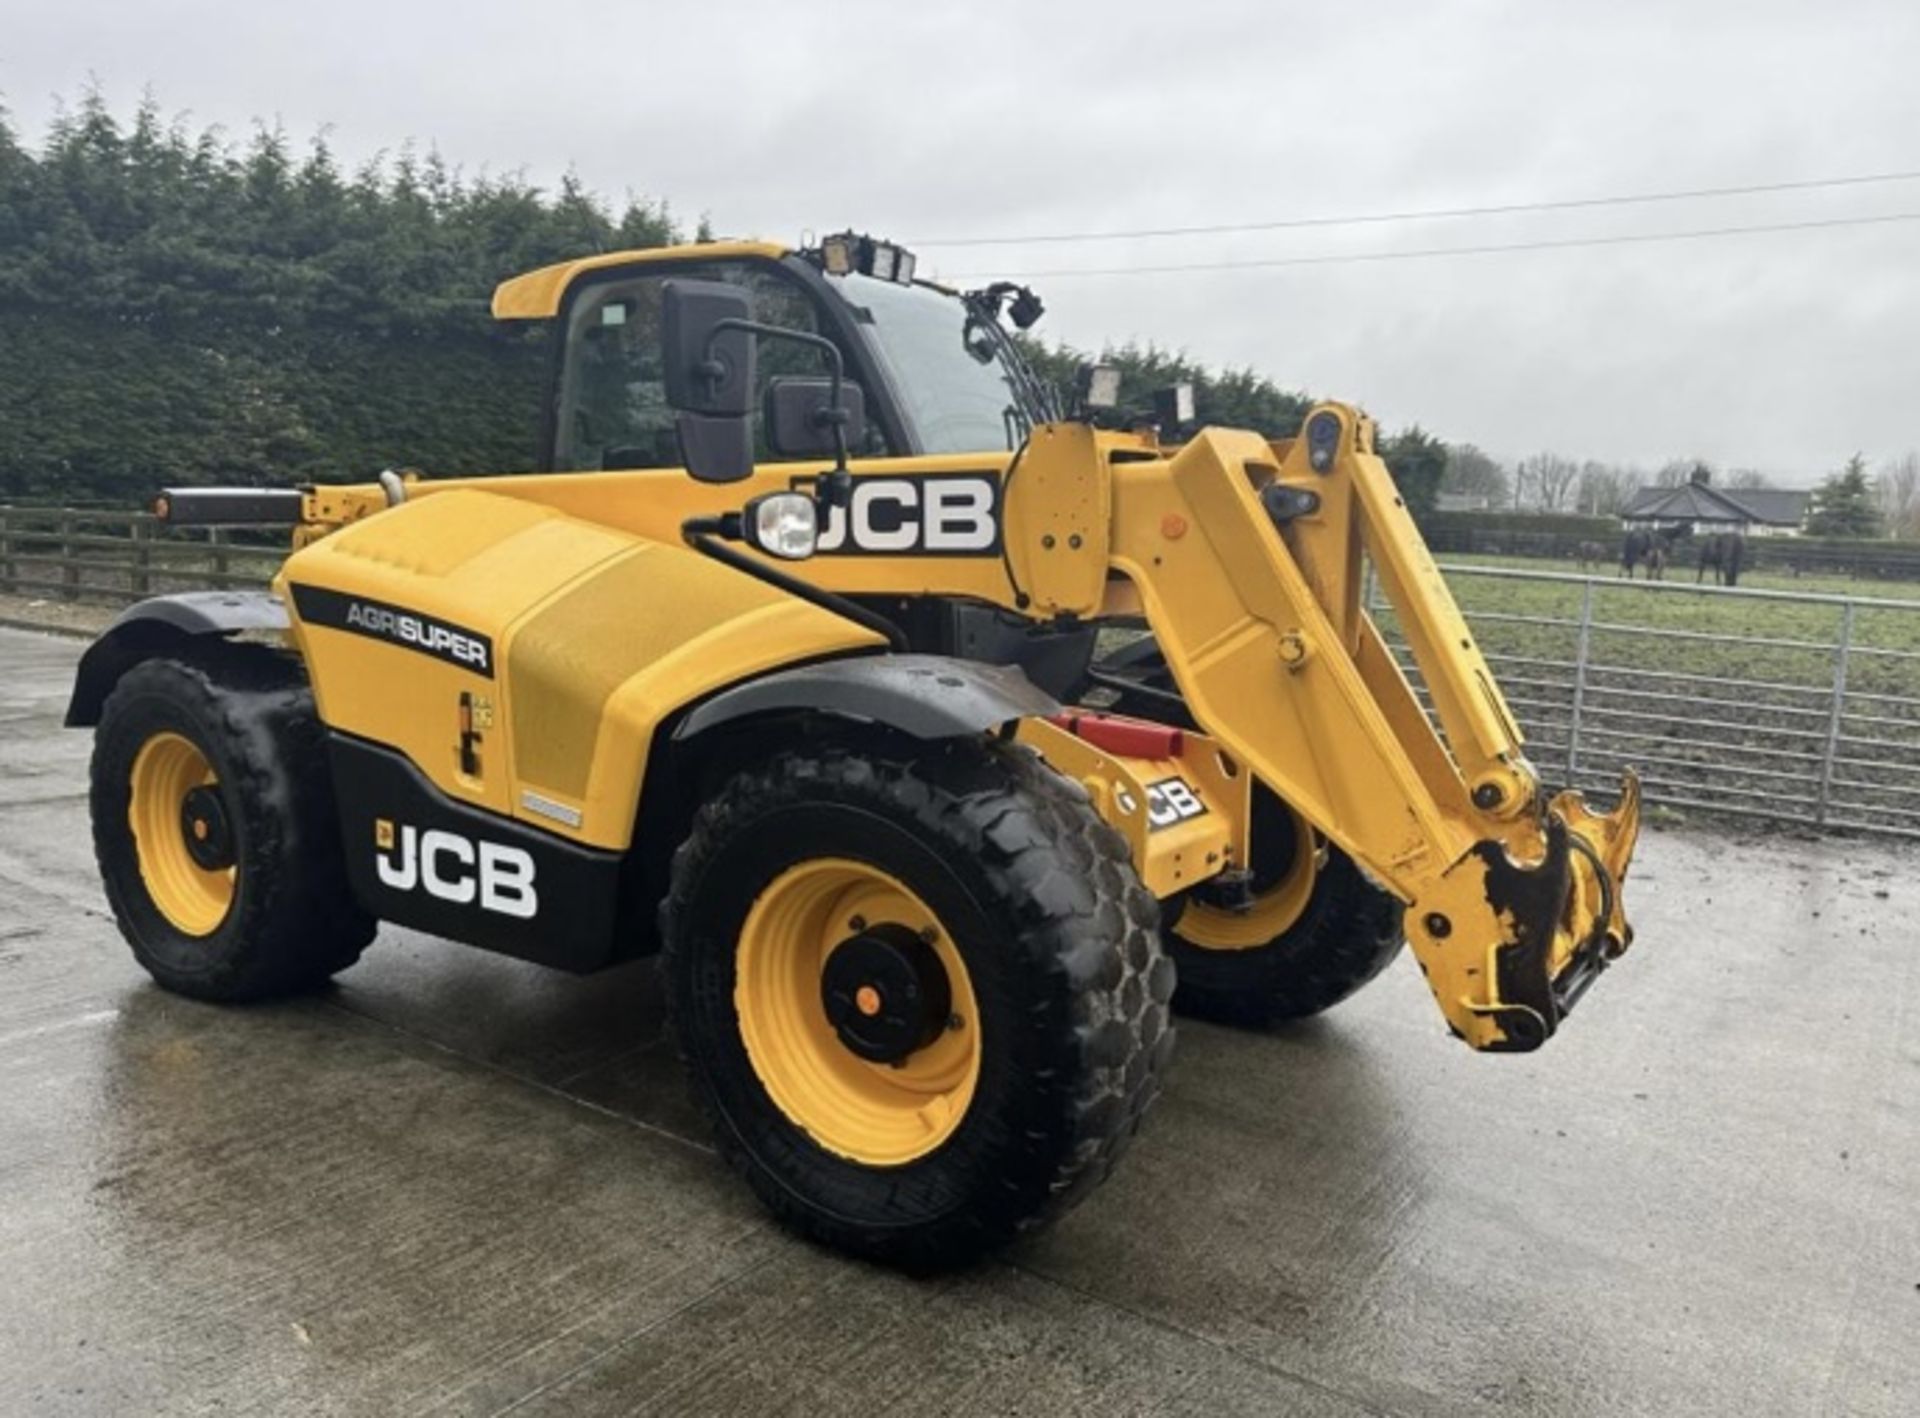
[[706, 318, 854, 504]]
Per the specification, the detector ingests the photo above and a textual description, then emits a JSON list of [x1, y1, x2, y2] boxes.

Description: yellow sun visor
[[489, 240, 792, 319]]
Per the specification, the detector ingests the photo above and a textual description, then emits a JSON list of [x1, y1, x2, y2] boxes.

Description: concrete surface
[[0, 624, 1914, 1417], [0, 594, 114, 640]]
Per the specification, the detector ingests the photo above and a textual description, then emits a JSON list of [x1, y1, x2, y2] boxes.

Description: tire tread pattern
[[91, 645, 373, 1001], [661, 738, 1173, 1268]]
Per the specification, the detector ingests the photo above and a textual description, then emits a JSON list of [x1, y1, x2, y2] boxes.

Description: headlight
[[821, 234, 855, 276], [1077, 362, 1123, 411], [745, 492, 819, 560], [1153, 382, 1195, 432], [815, 232, 918, 284]]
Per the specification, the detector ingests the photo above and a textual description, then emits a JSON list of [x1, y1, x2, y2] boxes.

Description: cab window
[[552, 262, 886, 472]]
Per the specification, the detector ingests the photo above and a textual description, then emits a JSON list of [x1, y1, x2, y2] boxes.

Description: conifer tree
[[1805, 454, 1884, 539]]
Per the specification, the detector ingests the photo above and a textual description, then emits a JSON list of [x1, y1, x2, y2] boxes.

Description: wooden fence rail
[[0, 505, 281, 606]]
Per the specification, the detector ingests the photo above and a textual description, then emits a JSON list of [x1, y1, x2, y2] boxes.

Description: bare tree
[[1725, 467, 1773, 490], [1518, 452, 1581, 511], [1879, 452, 1920, 539], [1576, 461, 1636, 516], [1441, 443, 1509, 507]]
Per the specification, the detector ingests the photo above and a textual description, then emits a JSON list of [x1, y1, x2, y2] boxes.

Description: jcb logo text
[[814, 474, 1001, 556], [1145, 777, 1208, 832], [375, 820, 537, 918]]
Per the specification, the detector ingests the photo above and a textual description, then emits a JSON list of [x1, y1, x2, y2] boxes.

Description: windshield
[[826, 272, 1047, 454]]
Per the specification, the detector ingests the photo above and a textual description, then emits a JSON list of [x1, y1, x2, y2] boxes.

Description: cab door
[[544, 257, 904, 475]]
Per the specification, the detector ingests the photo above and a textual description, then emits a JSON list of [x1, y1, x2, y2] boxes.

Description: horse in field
[[1620, 529, 1671, 580], [1697, 531, 1747, 587]]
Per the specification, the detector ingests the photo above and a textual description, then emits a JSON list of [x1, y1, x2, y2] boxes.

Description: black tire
[[90, 646, 375, 1001], [661, 739, 1174, 1269], [1080, 640, 1406, 1027], [1167, 793, 1405, 1028]]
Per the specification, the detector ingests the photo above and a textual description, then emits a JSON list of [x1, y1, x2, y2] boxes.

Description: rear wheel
[[90, 647, 374, 1001], [662, 740, 1173, 1268]]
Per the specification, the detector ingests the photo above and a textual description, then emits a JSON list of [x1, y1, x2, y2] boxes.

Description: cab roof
[[489, 239, 792, 319]]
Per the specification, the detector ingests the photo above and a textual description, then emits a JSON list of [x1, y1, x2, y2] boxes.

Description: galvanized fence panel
[[0, 504, 278, 603], [1366, 564, 1920, 839]]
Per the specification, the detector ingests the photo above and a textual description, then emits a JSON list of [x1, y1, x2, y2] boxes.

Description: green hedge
[[0, 96, 681, 501], [0, 307, 550, 502]]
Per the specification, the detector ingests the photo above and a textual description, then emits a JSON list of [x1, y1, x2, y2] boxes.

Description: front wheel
[[661, 740, 1173, 1269], [1165, 787, 1406, 1027], [1081, 640, 1406, 1028]]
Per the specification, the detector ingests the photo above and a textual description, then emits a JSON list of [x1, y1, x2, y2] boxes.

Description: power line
[[917, 168, 1920, 247], [944, 209, 1920, 280]]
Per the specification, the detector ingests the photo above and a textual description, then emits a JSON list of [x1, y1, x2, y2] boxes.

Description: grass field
[[1372, 553, 1920, 833], [1426, 552, 1920, 699]]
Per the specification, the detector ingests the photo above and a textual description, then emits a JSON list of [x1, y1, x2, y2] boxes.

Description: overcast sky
[[5, 0, 1917, 482]]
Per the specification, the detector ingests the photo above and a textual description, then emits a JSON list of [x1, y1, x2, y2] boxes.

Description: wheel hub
[[735, 857, 980, 1166], [820, 923, 952, 1064], [1177, 792, 1319, 951], [128, 731, 236, 937], [179, 785, 235, 871]]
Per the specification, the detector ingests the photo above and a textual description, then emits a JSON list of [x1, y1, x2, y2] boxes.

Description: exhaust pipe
[[154, 487, 306, 527]]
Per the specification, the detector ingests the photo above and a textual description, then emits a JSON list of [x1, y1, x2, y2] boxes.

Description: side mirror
[[765, 377, 866, 459], [663, 279, 757, 483], [663, 279, 755, 414]]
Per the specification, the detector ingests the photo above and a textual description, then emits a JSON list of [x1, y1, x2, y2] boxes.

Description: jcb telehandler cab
[[68, 232, 1641, 1267]]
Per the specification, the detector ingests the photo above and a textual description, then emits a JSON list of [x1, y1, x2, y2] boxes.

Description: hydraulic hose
[[681, 517, 908, 652]]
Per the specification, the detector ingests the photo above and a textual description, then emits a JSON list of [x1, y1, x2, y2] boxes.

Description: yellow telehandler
[[67, 232, 1640, 1267]]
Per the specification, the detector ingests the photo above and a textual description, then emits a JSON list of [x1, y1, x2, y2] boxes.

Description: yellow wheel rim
[[128, 731, 235, 937], [1176, 804, 1320, 951], [736, 858, 981, 1167]]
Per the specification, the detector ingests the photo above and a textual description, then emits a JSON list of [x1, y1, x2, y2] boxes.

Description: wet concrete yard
[[1, 626, 1914, 1415]]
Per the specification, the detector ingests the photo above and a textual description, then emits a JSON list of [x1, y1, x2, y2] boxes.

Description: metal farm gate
[[1369, 565, 1920, 840]]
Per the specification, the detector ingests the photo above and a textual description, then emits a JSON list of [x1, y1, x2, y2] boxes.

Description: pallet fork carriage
[[69, 232, 1642, 1264]]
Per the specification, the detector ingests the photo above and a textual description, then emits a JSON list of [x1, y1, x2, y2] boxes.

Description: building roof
[[1620, 483, 1808, 527], [1719, 488, 1810, 525], [1621, 484, 1744, 522]]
